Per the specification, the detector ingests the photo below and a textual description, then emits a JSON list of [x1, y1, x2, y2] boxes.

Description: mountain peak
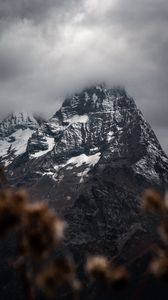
[[0, 111, 39, 138], [53, 85, 135, 122], [1, 85, 168, 216]]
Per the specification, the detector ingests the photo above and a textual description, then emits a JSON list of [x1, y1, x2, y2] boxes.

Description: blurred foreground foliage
[[0, 165, 168, 299]]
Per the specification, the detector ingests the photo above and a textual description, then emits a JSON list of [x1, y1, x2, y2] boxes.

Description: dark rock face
[[27, 130, 51, 154], [1, 84, 168, 253]]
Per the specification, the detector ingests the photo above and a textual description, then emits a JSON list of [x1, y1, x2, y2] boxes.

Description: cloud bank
[[0, 0, 168, 152]]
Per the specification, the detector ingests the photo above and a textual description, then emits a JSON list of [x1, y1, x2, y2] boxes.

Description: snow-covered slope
[[0, 128, 35, 166], [0, 112, 39, 165]]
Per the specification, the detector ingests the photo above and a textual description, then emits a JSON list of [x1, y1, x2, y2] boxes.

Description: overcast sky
[[0, 0, 168, 152]]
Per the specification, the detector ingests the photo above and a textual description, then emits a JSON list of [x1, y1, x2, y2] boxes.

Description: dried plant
[[149, 249, 168, 282], [142, 189, 164, 213], [142, 188, 168, 283], [107, 265, 130, 289], [85, 256, 110, 281], [22, 202, 65, 258], [158, 222, 168, 245], [85, 255, 129, 289], [36, 257, 80, 298], [0, 189, 27, 237]]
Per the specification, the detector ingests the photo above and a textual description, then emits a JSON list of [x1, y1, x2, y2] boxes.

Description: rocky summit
[[1, 84, 168, 255]]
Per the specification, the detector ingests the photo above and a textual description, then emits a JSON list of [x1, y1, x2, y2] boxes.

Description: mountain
[[1, 84, 168, 254], [1, 84, 168, 299]]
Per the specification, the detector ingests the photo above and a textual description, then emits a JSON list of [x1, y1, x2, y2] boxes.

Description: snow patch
[[107, 131, 114, 142], [65, 115, 89, 124], [85, 92, 90, 102], [92, 93, 98, 104], [77, 168, 90, 183], [115, 111, 123, 123], [42, 153, 101, 182], [0, 140, 10, 157], [11, 129, 33, 156], [66, 152, 101, 168], [102, 97, 113, 110]]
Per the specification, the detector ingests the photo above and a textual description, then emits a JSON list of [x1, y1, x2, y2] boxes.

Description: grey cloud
[[0, 0, 167, 152], [0, 0, 81, 22]]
